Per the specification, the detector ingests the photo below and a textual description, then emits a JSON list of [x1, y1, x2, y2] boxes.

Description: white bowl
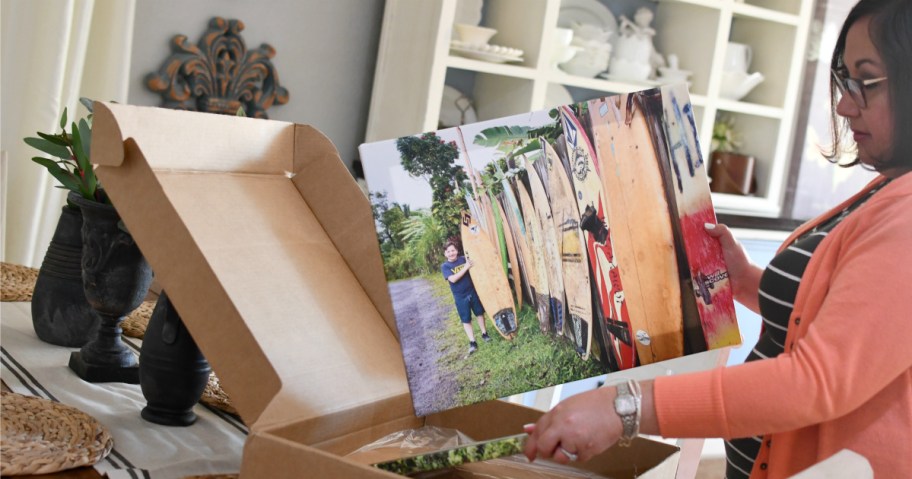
[[553, 28, 574, 47], [657, 67, 692, 83], [552, 45, 583, 66], [454, 23, 497, 45], [559, 58, 606, 78]]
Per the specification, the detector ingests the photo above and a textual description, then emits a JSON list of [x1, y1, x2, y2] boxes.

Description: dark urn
[[31, 193, 100, 347], [140, 292, 211, 426], [68, 194, 153, 384]]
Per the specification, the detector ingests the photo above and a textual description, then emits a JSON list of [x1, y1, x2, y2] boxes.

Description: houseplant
[[24, 98, 105, 346], [708, 115, 755, 196], [24, 98, 106, 205]]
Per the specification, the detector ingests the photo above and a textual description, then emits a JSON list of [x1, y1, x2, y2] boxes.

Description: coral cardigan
[[654, 173, 912, 478]]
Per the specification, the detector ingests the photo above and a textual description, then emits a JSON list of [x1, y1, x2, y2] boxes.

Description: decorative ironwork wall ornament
[[146, 17, 289, 118]]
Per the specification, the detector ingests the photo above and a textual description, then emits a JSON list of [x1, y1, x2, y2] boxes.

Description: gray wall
[[128, 0, 386, 170]]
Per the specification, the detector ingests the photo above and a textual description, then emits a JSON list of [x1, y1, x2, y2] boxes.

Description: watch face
[[615, 396, 637, 416]]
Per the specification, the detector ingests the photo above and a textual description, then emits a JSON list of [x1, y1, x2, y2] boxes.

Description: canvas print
[[372, 433, 528, 475], [359, 84, 740, 417]]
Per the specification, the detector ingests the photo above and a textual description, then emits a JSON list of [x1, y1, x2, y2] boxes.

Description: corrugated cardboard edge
[[290, 125, 396, 337]]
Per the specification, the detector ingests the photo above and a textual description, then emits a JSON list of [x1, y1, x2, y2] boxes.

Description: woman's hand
[[704, 223, 763, 313], [522, 387, 622, 464]]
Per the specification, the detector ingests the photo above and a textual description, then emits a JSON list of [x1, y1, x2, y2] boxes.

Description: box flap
[[92, 102, 294, 173], [290, 125, 396, 336], [93, 103, 397, 336], [92, 103, 410, 427]]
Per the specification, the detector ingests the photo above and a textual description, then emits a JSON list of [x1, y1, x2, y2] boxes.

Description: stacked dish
[[450, 23, 523, 64]]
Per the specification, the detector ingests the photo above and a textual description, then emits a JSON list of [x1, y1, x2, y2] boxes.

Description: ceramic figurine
[[610, 7, 665, 81]]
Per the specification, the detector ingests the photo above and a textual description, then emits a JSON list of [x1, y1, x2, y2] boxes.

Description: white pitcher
[[724, 42, 752, 73]]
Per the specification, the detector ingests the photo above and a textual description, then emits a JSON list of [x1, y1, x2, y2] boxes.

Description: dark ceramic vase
[[68, 194, 153, 384], [31, 193, 100, 347], [140, 292, 211, 426]]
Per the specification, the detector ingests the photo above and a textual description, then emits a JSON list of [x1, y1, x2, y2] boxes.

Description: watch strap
[[614, 379, 642, 447]]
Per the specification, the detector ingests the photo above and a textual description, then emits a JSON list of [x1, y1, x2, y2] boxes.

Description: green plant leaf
[[78, 118, 91, 158], [82, 164, 97, 199], [506, 138, 541, 161], [473, 125, 531, 147], [79, 97, 94, 113], [32, 157, 81, 192], [71, 122, 90, 172], [24, 137, 71, 159], [36, 132, 69, 146], [71, 123, 97, 197], [59, 107, 67, 130]]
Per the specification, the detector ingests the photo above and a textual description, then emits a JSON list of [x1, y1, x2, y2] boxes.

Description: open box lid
[[91, 102, 411, 430]]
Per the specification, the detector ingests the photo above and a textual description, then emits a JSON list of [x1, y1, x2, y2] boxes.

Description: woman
[[522, 1, 912, 477]]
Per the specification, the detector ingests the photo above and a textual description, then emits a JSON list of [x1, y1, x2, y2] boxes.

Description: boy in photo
[[441, 240, 491, 354]]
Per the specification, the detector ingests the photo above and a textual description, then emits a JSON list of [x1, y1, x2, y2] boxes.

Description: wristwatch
[[613, 379, 642, 447]]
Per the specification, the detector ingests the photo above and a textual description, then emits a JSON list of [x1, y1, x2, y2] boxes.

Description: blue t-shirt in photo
[[441, 256, 476, 297]]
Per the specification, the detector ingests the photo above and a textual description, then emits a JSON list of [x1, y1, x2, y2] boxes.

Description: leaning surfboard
[[495, 197, 523, 308], [460, 210, 518, 340], [515, 177, 552, 333], [495, 164, 535, 307], [525, 152, 566, 337], [558, 105, 637, 370], [588, 93, 684, 364], [653, 85, 739, 349], [544, 139, 593, 359]]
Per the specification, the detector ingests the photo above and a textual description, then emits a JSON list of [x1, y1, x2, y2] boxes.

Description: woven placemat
[[0, 391, 114, 475], [1, 262, 39, 302], [201, 372, 238, 416], [122, 300, 155, 339]]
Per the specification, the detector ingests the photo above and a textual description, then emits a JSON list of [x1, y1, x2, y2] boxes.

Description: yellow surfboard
[[460, 211, 517, 340], [588, 94, 684, 364], [544, 140, 593, 359]]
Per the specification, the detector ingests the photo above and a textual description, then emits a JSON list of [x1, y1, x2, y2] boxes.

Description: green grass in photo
[[429, 274, 605, 406]]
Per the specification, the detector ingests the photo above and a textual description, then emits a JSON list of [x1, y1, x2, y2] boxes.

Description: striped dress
[[724, 180, 890, 478]]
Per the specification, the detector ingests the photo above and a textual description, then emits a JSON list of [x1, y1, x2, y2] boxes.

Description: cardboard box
[[92, 102, 679, 478]]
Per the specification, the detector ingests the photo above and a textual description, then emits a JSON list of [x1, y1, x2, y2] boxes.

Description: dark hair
[[826, 0, 912, 170], [443, 240, 460, 253]]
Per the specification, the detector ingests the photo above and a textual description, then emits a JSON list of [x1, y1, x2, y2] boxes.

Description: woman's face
[[836, 16, 894, 169]]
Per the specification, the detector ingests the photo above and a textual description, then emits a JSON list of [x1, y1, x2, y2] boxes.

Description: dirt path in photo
[[390, 277, 459, 414]]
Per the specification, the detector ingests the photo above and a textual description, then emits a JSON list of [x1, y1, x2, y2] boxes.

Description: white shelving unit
[[365, 0, 814, 217]]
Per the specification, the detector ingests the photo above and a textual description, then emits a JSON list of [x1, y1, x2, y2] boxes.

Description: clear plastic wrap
[[347, 426, 614, 478]]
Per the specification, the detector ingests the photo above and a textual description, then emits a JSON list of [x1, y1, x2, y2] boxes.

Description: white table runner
[[1, 302, 246, 479]]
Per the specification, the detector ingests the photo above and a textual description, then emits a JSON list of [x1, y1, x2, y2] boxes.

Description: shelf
[[659, 0, 802, 20], [715, 99, 783, 118], [446, 55, 538, 79], [732, 4, 800, 26], [366, 0, 814, 217], [712, 193, 781, 217]]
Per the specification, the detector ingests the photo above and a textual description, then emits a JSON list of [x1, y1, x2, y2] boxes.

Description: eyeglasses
[[831, 69, 888, 108]]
